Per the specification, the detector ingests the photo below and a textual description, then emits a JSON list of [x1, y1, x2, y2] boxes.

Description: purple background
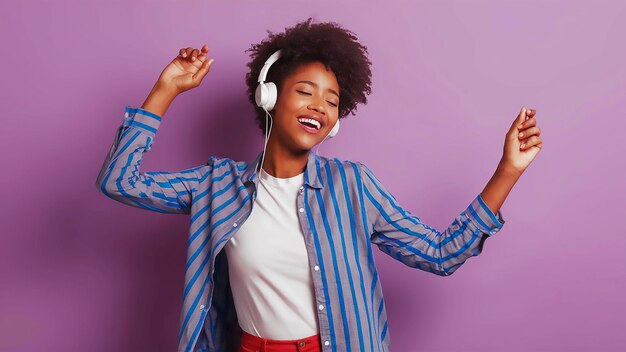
[[1, 1, 625, 351]]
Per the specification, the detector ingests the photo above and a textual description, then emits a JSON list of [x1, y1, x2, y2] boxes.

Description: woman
[[96, 18, 542, 352]]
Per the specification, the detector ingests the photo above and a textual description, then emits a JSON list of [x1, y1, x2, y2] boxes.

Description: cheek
[[278, 91, 301, 104]]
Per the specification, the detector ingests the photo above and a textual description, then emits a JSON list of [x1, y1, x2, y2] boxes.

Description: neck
[[260, 138, 309, 178]]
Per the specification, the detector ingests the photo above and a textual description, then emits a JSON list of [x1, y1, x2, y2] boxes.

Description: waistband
[[239, 329, 322, 352]]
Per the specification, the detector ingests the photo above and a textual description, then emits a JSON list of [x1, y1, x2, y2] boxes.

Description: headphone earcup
[[264, 82, 277, 111], [328, 119, 340, 138], [255, 82, 278, 112], [255, 83, 267, 109]]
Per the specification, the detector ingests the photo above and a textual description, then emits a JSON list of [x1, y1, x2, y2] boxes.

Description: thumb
[[510, 106, 527, 132], [192, 58, 214, 83], [518, 106, 528, 123]]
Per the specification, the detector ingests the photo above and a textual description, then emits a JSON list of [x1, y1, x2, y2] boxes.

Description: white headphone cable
[[258, 110, 273, 178]]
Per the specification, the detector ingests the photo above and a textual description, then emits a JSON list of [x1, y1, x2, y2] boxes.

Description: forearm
[[479, 160, 522, 215], [140, 82, 178, 117]]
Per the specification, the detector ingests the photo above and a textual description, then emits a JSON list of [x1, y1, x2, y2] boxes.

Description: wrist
[[150, 81, 179, 100], [140, 82, 178, 117], [497, 159, 524, 178]]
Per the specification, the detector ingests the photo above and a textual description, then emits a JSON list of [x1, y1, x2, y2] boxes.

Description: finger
[[511, 106, 527, 133], [192, 58, 214, 83], [184, 47, 193, 58], [198, 44, 209, 60], [518, 126, 540, 139], [519, 106, 527, 122], [191, 48, 200, 62], [520, 135, 540, 150], [179, 48, 186, 57], [187, 50, 206, 69], [526, 136, 542, 149], [518, 116, 537, 130]]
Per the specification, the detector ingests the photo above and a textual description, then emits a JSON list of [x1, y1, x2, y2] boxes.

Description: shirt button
[[324, 341, 330, 346], [299, 186, 304, 192], [299, 207, 304, 213], [233, 222, 237, 227], [199, 304, 205, 310], [124, 112, 129, 118], [314, 265, 319, 271], [318, 304, 324, 310], [299, 341, 305, 347]]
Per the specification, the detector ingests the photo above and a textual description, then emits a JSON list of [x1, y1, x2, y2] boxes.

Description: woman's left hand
[[501, 106, 543, 174]]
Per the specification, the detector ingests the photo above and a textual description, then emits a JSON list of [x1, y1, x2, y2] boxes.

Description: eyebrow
[[295, 80, 340, 98]]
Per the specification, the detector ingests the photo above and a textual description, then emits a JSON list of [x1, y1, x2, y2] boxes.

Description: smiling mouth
[[297, 117, 322, 130]]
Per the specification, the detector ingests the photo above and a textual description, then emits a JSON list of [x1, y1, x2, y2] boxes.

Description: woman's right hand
[[156, 44, 214, 96]]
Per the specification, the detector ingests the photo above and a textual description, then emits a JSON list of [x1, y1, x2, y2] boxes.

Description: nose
[[308, 100, 326, 116]]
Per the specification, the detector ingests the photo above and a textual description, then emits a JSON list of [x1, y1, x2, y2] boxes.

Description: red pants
[[239, 329, 322, 352]]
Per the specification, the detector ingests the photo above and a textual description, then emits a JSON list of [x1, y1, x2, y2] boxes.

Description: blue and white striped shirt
[[96, 106, 506, 352]]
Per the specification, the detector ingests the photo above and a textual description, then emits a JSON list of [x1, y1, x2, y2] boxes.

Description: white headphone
[[254, 49, 339, 174]]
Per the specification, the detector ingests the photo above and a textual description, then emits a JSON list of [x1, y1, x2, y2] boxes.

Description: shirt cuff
[[466, 193, 506, 235], [122, 105, 162, 136]]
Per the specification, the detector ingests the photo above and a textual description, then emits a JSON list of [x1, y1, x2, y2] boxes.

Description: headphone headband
[[257, 49, 282, 83]]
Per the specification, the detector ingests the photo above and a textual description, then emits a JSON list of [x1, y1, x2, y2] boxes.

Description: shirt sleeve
[[95, 105, 205, 215], [357, 161, 505, 276]]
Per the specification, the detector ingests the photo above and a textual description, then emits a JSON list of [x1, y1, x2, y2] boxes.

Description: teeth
[[297, 117, 321, 130]]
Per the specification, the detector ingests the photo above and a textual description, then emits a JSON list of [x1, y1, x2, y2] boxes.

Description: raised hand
[[156, 44, 215, 96], [502, 106, 543, 173]]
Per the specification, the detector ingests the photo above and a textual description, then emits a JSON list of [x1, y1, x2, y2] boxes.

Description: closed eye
[[297, 90, 338, 108]]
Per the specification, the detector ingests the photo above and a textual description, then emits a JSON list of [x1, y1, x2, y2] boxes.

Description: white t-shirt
[[224, 167, 320, 339]]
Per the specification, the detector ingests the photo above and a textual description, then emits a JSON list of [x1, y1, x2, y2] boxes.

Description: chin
[[295, 142, 316, 153], [291, 138, 318, 154], [284, 123, 326, 152], [290, 131, 318, 148]]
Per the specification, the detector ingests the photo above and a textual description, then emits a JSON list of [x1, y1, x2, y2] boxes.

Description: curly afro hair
[[244, 17, 373, 135]]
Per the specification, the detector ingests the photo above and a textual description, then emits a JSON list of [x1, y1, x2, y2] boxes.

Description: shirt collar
[[241, 149, 324, 189]]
